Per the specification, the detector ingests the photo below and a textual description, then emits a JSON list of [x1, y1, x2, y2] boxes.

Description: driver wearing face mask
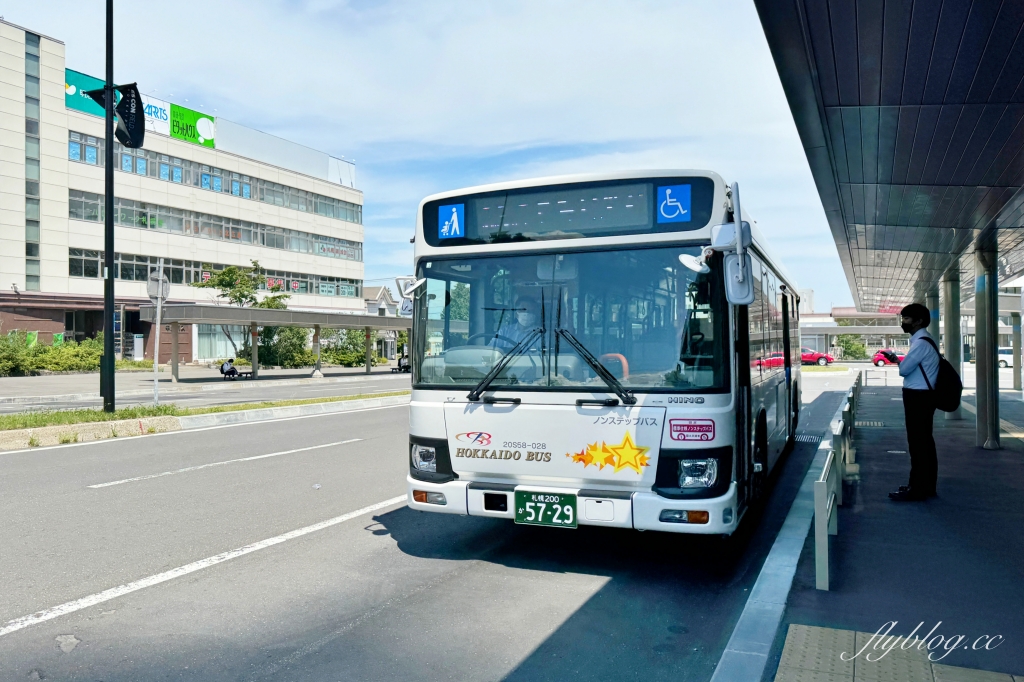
[[494, 296, 541, 349]]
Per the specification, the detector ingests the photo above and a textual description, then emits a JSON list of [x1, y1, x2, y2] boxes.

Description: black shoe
[[889, 488, 928, 501]]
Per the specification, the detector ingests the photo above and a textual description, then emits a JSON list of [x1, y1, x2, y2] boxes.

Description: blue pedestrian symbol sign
[[439, 204, 465, 239], [657, 184, 691, 224]]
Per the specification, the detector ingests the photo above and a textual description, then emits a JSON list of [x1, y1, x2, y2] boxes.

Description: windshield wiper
[[555, 328, 637, 405], [466, 328, 543, 402]]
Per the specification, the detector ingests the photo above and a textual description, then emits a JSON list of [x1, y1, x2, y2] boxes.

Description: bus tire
[[752, 412, 768, 502]]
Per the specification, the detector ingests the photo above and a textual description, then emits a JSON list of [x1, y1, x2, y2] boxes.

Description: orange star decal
[[563, 433, 650, 475]]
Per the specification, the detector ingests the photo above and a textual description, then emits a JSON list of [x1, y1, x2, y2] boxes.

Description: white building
[[0, 20, 365, 363]]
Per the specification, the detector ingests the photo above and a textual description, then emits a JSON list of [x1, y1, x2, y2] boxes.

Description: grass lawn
[[801, 365, 850, 372], [0, 390, 411, 432]]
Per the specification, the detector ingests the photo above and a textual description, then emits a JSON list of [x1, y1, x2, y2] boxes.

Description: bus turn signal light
[[413, 490, 447, 505], [659, 509, 709, 524]]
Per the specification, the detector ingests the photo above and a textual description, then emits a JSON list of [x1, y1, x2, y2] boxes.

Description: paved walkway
[[767, 386, 1024, 680]]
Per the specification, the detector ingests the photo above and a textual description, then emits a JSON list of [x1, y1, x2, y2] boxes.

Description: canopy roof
[[756, 0, 1024, 311], [140, 304, 411, 330]]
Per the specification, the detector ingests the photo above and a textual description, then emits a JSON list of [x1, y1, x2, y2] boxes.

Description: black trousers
[[902, 388, 938, 494]]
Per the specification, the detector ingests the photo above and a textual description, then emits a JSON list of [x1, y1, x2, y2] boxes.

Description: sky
[[7, 0, 853, 312]]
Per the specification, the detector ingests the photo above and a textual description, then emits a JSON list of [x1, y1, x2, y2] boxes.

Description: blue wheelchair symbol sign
[[439, 204, 465, 239], [657, 185, 691, 224]]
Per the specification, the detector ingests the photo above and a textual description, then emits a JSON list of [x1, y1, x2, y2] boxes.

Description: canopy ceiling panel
[[755, 0, 1024, 310]]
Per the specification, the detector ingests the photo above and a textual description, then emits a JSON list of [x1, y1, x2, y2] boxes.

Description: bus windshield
[[412, 245, 729, 393]]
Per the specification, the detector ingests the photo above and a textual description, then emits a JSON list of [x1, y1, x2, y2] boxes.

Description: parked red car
[[801, 347, 834, 366], [872, 349, 905, 366]]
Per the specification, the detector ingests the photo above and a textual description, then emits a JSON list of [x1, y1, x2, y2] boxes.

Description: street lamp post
[[101, 0, 116, 412]]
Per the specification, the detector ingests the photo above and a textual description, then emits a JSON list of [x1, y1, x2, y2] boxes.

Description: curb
[[176, 394, 411, 429], [0, 372, 406, 405], [0, 395, 411, 452], [0, 416, 182, 451]]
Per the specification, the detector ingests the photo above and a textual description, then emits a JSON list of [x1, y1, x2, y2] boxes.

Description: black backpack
[[917, 337, 963, 412]]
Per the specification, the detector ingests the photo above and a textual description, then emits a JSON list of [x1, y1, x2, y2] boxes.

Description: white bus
[[405, 171, 800, 535]]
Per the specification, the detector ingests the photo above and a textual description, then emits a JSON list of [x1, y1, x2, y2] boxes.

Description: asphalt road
[[0, 373, 851, 681], [0, 373, 413, 414]]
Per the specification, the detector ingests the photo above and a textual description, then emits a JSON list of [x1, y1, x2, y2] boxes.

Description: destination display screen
[[422, 177, 715, 246]]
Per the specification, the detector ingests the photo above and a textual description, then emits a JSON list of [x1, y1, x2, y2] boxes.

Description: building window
[[68, 189, 363, 261], [66, 130, 363, 224], [67, 249, 362, 298]]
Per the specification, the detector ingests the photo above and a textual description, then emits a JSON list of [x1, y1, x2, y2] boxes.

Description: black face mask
[[901, 321, 916, 334]]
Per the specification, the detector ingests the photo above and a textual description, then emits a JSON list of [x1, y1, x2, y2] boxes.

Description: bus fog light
[[411, 444, 437, 472], [412, 490, 446, 505], [678, 458, 718, 488], [659, 509, 709, 524], [722, 507, 734, 524]]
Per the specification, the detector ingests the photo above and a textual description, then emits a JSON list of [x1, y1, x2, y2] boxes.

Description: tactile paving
[[774, 625, 1020, 682], [932, 664, 1014, 682], [775, 666, 852, 682], [778, 625, 856, 676], [854, 631, 932, 661], [855, 655, 934, 682]]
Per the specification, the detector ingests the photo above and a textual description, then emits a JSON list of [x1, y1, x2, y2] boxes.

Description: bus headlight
[[411, 444, 437, 473], [678, 458, 718, 488]]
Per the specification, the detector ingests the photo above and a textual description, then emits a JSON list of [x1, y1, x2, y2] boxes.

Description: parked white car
[[998, 347, 1016, 368]]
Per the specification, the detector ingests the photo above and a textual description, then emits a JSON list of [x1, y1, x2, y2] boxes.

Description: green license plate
[[514, 491, 577, 528]]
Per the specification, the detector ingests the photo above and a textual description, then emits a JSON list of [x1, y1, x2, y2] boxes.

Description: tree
[[449, 283, 470, 321], [190, 260, 290, 357], [836, 334, 868, 360]]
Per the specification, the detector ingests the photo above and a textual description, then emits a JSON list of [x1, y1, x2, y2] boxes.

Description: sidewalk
[[766, 387, 1024, 680], [0, 363, 401, 402]]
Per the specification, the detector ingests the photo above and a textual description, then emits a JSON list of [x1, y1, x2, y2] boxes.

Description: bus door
[[781, 293, 793, 435]]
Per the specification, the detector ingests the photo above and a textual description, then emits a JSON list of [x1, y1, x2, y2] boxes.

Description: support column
[[364, 327, 372, 374], [1013, 312, 1021, 392], [926, 289, 940, 341], [170, 324, 179, 383], [311, 325, 323, 379], [251, 323, 259, 380], [975, 250, 1000, 449], [942, 272, 962, 420]]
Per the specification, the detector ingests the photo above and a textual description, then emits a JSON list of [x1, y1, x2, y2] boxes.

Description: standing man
[[891, 303, 940, 501]]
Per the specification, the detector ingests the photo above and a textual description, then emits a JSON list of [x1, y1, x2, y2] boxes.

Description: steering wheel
[[467, 331, 517, 346]]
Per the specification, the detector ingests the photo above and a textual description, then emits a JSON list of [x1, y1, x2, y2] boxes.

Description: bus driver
[[494, 295, 541, 349]]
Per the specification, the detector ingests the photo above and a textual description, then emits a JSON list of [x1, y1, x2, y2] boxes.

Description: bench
[[219, 366, 253, 380]]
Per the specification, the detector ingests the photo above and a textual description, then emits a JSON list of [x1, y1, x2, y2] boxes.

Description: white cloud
[[8, 0, 852, 310]]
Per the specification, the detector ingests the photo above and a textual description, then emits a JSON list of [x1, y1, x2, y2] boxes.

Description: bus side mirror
[[723, 253, 755, 305]]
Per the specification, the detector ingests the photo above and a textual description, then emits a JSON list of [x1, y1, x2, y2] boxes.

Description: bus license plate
[[514, 491, 577, 529]]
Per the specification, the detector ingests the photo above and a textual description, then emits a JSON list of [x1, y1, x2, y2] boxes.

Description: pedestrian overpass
[[755, 0, 1024, 448]]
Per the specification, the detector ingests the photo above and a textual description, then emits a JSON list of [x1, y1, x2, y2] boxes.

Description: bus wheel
[[752, 413, 768, 502]]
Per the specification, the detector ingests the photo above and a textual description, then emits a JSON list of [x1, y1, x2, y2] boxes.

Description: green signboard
[[170, 104, 216, 148], [65, 69, 107, 116]]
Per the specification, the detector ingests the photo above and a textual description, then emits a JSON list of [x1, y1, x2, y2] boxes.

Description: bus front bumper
[[406, 477, 740, 534]]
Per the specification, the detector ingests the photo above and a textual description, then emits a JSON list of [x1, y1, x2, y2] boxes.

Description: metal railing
[[815, 370, 862, 590]]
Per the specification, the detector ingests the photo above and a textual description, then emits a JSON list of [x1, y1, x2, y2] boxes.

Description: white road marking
[[0, 403, 407, 457], [0, 495, 407, 638], [87, 439, 363, 488]]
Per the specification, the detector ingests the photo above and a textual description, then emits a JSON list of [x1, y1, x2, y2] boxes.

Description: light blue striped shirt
[[899, 329, 940, 389]]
